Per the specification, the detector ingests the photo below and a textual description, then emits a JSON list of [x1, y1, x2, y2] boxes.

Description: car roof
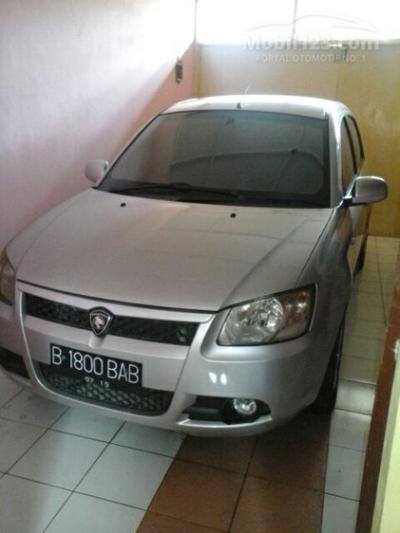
[[164, 94, 351, 120]]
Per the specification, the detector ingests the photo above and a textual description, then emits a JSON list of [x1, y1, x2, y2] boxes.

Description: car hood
[[15, 189, 333, 311]]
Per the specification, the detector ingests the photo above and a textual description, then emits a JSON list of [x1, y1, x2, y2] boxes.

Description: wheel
[[355, 236, 367, 274], [311, 321, 345, 414]]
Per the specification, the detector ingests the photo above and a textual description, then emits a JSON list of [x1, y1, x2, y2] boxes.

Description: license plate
[[50, 344, 142, 386]]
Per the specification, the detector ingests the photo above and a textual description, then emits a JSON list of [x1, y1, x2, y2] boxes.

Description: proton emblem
[[89, 308, 114, 337]]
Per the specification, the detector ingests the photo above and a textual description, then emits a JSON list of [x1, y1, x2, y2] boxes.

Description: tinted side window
[[346, 117, 363, 173], [341, 121, 356, 193]]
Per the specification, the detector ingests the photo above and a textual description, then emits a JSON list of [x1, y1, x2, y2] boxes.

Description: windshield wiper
[[110, 182, 326, 207], [112, 182, 242, 200]]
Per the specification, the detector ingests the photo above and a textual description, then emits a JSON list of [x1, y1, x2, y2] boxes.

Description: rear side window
[[341, 120, 356, 193], [345, 117, 364, 173]]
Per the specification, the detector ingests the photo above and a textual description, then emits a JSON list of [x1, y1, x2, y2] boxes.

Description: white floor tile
[[321, 494, 358, 533], [346, 303, 385, 324], [52, 408, 123, 442], [342, 335, 383, 361], [357, 269, 380, 283], [346, 309, 386, 327], [383, 294, 393, 322], [349, 292, 383, 309], [381, 272, 396, 287], [377, 243, 399, 252], [336, 380, 375, 415], [45, 493, 144, 533], [382, 290, 394, 307], [0, 475, 69, 533], [0, 390, 67, 427], [383, 286, 395, 301], [347, 294, 385, 323], [364, 256, 378, 267], [353, 279, 381, 294], [376, 236, 399, 245], [340, 356, 379, 384], [325, 446, 365, 500], [362, 251, 378, 263], [0, 373, 22, 407], [112, 423, 184, 457], [364, 239, 377, 250], [378, 249, 398, 265], [344, 320, 386, 341], [329, 410, 371, 452], [378, 262, 396, 275], [77, 444, 171, 509], [0, 418, 45, 471], [365, 247, 377, 257], [376, 239, 399, 250], [11, 430, 105, 489], [381, 264, 396, 277]]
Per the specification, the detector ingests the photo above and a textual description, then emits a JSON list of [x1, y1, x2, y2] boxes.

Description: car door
[[341, 115, 368, 275]]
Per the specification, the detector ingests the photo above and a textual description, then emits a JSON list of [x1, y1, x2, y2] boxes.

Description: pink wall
[[0, 0, 196, 250]]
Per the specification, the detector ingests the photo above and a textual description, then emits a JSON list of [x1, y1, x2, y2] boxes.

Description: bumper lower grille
[[38, 363, 173, 416], [26, 294, 198, 346]]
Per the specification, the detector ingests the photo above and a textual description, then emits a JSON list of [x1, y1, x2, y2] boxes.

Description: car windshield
[[98, 110, 330, 207]]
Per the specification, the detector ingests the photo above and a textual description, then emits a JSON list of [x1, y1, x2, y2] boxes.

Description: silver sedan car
[[0, 95, 387, 436]]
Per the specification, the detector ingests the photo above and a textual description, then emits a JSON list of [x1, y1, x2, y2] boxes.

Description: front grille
[[39, 363, 173, 415], [27, 296, 89, 329], [0, 348, 30, 379], [26, 294, 198, 346]]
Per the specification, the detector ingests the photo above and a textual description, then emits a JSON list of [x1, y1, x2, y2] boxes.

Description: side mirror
[[345, 176, 388, 206], [85, 159, 109, 183]]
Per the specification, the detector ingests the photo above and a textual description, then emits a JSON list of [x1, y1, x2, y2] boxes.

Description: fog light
[[232, 398, 257, 417]]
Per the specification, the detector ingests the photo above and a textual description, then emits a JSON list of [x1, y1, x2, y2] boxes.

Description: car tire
[[355, 236, 368, 274], [311, 321, 345, 414]]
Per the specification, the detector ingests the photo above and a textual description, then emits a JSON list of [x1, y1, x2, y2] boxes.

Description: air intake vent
[[39, 363, 173, 416]]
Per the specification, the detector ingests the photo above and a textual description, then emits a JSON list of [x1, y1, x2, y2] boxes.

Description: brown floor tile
[[249, 411, 330, 491], [149, 460, 243, 531], [231, 476, 323, 533], [138, 512, 222, 533], [177, 436, 256, 474]]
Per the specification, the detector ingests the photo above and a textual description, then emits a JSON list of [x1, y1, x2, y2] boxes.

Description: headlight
[[0, 250, 16, 305], [218, 286, 315, 346]]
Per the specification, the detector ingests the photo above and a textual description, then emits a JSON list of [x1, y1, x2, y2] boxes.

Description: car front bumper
[[0, 281, 331, 436]]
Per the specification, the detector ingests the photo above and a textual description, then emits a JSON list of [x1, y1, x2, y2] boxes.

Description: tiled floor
[[321, 236, 398, 533], [0, 382, 181, 533], [0, 236, 397, 532]]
